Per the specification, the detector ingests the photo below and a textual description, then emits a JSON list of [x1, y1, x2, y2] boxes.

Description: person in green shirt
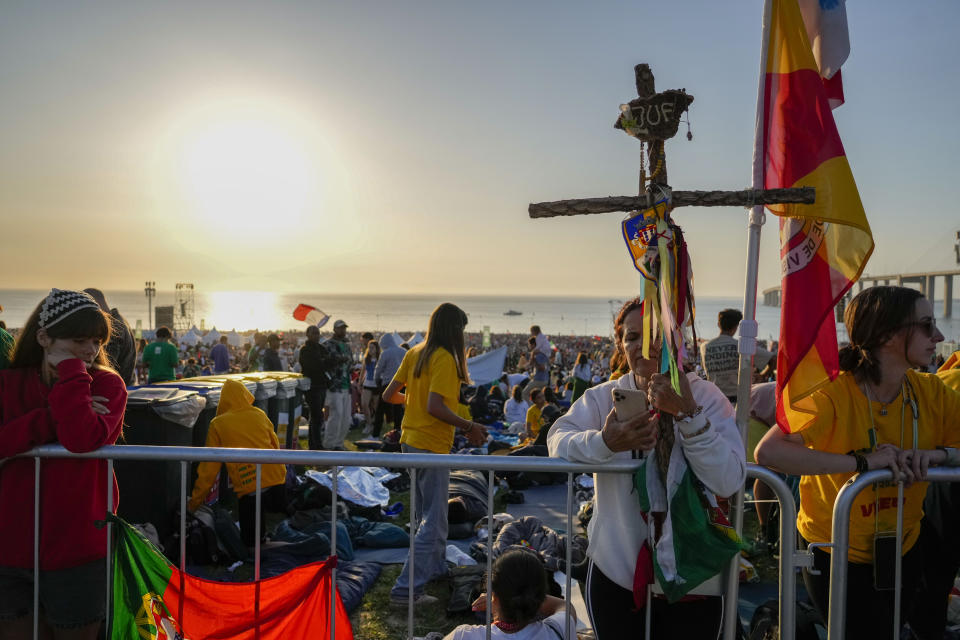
[[142, 326, 179, 383]]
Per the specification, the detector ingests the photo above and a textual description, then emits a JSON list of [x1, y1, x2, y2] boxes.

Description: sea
[[2, 289, 958, 347]]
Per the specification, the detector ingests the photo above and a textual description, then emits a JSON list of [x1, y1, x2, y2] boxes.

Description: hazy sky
[[1, 1, 957, 298]]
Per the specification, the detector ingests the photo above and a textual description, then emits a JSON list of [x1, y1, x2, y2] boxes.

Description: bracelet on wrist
[[675, 405, 703, 422], [850, 452, 868, 474]]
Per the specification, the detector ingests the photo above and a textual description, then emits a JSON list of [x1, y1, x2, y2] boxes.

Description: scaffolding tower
[[174, 283, 195, 332]]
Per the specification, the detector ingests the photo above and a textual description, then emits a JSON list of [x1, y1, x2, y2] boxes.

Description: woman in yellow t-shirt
[[756, 286, 960, 639], [381, 303, 487, 606]]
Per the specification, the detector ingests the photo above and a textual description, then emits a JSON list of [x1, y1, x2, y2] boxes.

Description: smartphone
[[612, 388, 648, 421], [873, 532, 898, 591]]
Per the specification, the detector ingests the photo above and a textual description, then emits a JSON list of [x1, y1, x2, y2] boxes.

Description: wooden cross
[[528, 64, 814, 218]]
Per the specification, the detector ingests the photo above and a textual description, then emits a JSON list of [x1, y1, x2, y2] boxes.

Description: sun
[[165, 99, 321, 231]]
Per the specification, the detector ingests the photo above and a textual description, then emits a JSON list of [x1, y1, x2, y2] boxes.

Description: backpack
[[749, 599, 823, 640], [163, 510, 222, 566]]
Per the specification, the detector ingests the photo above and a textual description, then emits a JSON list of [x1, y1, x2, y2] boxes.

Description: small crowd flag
[[292, 303, 330, 328]]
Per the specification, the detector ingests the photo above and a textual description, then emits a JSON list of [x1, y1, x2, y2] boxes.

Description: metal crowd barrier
[[15, 446, 799, 640], [827, 466, 960, 640]]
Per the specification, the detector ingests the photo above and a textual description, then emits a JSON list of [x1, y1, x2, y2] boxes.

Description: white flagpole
[[723, 0, 774, 638]]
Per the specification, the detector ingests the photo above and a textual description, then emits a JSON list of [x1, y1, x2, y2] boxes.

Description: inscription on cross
[[528, 63, 815, 219], [614, 63, 693, 188]]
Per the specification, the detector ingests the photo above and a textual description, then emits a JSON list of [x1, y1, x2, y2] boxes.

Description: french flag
[[292, 303, 330, 328]]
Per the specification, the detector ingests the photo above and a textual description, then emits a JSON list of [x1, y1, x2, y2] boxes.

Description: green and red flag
[[110, 515, 353, 639], [755, 0, 873, 433]]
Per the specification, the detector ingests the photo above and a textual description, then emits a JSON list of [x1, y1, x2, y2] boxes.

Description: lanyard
[[863, 377, 919, 532]]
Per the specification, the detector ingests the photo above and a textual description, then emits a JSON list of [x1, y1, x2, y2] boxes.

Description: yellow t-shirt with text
[[393, 345, 463, 454], [797, 370, 960, 563]]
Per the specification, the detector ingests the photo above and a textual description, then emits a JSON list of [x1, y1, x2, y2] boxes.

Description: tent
[[391, 332, 404, 347], [178, 329, 200, 347], [226, 330, 243, 347], [466, 346, 508, 386], [204, 328, 221, 345], [407, 332, 424, 347]]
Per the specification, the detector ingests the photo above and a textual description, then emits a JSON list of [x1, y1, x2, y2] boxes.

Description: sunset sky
[[1, 1, 958, 298]]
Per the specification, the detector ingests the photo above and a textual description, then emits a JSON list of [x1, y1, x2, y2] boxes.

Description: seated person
[[485, 386, 506, 422], [503, 385, 529, 433], [444, 548, 575, 639], [525, 388, 547, 441], [189, 379, 287, 547], [469, 385, 491, 423], [181, 357, 201, 378]]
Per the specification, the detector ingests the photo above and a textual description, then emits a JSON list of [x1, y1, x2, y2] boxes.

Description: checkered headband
[[38, 289, 101, 329]]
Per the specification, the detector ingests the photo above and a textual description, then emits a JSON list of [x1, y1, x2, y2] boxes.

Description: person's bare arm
[[381, 380, 404, 404], [755, 425, 904, 477]]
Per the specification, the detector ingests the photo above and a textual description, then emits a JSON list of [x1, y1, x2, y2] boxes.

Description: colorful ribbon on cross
[[620, 195, 697, 389]]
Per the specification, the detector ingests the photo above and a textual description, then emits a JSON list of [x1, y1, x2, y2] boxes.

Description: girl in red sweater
[[0, 289, 127, 640]]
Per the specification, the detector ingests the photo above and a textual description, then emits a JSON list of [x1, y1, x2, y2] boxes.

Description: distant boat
[[503, 309, 522, 316]]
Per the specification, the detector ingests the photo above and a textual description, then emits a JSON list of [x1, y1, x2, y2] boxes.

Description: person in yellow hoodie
[[188, 379, 287, 547]]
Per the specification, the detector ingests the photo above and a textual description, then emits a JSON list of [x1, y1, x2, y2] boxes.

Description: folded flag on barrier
[[292, 304, 331, 328], [109, 515, 352, 640]]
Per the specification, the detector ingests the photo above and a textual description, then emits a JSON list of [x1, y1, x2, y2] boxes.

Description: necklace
[[863, 382, 899, 416]]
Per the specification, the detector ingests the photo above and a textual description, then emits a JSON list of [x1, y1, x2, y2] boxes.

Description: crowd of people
[[1, 286, 959, 639]]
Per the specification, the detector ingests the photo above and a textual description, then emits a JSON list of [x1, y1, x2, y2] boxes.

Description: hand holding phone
[[603, 388, 656, 453], [612, 388, 648, 421]]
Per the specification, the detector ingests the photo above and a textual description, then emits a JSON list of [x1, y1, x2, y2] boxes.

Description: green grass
[[348, 565, 482, 639]]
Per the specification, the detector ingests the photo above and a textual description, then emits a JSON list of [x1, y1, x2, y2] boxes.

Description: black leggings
[[585, 559, 723, 640], [801, 536, 922, 640]]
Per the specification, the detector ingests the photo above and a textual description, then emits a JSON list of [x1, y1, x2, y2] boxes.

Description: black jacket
[[298, 340, 333, 388]]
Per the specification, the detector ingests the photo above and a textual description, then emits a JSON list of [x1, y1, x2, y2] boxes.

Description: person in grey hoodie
[[372, 333, 406, 437]]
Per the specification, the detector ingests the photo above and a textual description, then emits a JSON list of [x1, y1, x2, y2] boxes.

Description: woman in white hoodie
[[547, 297, 744, 639]]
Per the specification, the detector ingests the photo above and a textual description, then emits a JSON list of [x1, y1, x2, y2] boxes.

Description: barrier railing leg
[[486, 471, 494, 640], [893, 480, 904, 639], [34, 457, 40, 640], [179, 462, 187, 576], [255, 464, 262, 582], [565, 472, 575, 640], [105, 459, 114, 638], [408, 467, 417, 640], [330, 465, 338, 640]]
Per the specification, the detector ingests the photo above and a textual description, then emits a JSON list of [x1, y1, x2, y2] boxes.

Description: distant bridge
[[762, 269, 960, 318]]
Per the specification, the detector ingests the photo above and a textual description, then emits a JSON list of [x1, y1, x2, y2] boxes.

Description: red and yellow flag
[[755, 0, 873, 433]]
